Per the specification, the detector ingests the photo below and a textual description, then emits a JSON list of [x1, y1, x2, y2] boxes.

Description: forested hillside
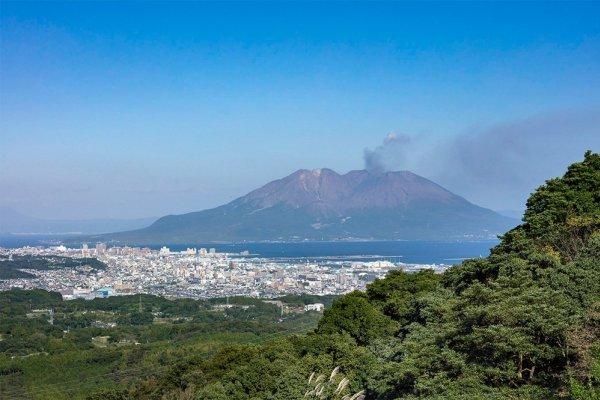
[[96, 151, 598, 400], [0, 291, 330, 399]]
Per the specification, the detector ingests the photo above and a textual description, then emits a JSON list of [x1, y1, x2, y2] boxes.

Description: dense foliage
[[0, 290, 326, 399]]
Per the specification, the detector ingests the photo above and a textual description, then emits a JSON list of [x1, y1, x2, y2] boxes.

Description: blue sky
[[1, 1, 599, 219]]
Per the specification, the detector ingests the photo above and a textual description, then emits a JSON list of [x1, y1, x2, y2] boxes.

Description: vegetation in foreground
[[0, 290, 331, 399]]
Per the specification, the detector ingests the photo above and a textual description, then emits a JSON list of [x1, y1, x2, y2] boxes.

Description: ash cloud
[[365, 109, 600, 211], [363, 133, 412, 173]]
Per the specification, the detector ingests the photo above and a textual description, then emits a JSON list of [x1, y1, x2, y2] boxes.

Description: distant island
[[92, 169, 516, 245]]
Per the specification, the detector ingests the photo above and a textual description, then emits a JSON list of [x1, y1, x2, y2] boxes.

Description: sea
[[0, 235, 498, 265]]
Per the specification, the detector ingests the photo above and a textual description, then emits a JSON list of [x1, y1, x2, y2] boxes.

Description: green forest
[[1, 151, 599, 399], [0, 290, 330, 399]]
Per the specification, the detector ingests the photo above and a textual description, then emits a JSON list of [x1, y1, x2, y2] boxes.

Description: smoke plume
[[363, 133, 412, 173], [364, 109, 600, 211]]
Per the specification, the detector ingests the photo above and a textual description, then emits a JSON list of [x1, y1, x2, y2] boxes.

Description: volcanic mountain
[[94, 169, 516, 244]]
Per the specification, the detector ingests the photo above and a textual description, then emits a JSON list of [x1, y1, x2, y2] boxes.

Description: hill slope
[[96, 169, 515, 244]]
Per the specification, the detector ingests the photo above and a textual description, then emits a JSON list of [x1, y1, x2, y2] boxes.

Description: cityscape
[[0, 243, 448, 300]]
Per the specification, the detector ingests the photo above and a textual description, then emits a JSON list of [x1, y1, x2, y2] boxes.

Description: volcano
[[94, 169, 516, 244]]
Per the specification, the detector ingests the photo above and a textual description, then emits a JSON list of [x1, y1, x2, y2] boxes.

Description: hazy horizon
[[1, 2, 599, 220]]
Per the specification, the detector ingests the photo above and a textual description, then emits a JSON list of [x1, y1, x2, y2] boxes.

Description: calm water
[[0, 235, 498, 265], [163, 241, 498, 264]]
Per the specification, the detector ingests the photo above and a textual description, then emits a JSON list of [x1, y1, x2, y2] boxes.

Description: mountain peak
[[288, 167, 339, 178], [97, 167, 516, 244]]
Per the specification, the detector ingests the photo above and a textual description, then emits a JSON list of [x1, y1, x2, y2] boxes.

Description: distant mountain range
[[0, 206, 156, 235], [91, 168, 517, 244]]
